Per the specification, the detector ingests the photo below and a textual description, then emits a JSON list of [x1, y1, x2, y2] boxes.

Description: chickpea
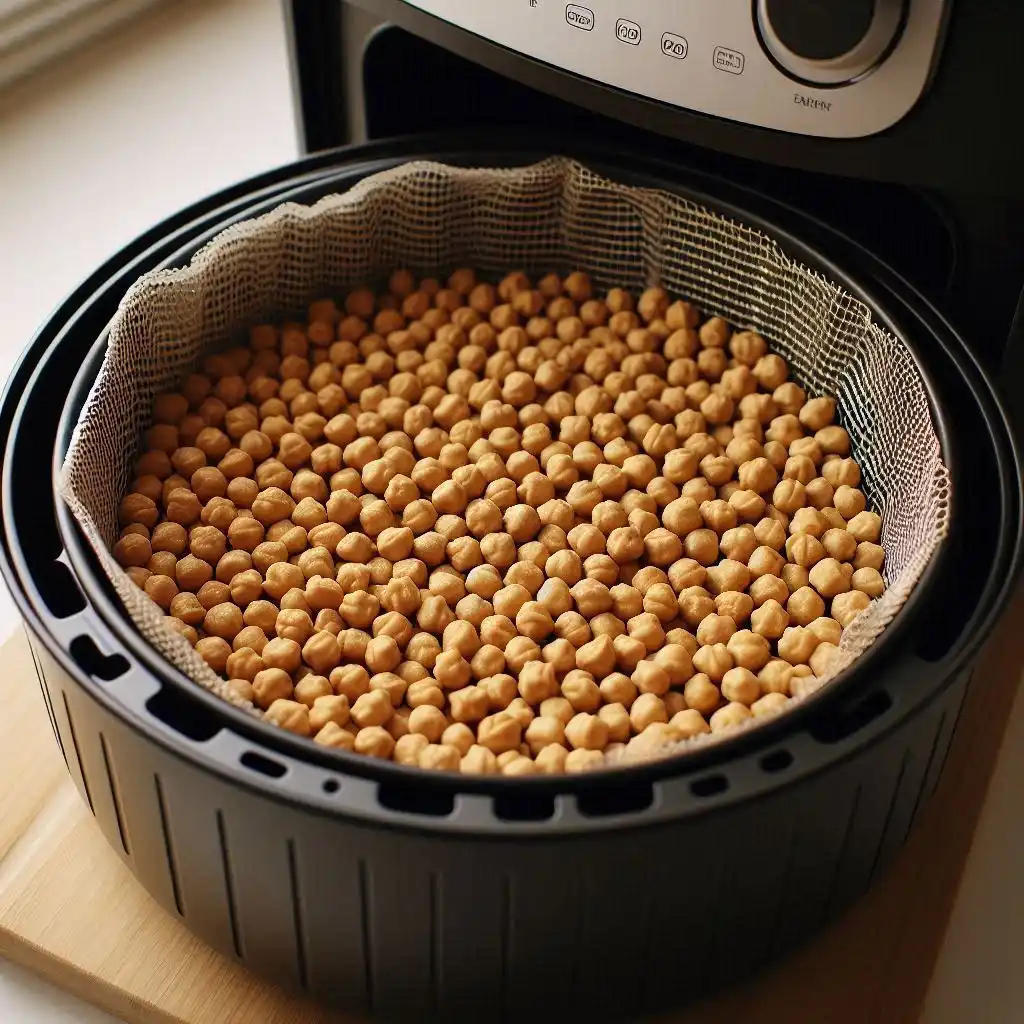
[[709, 702, 752, 733], [832, 589, 872, 627]]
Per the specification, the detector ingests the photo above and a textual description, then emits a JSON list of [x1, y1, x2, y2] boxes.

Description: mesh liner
[[59, 158, 950, 757]]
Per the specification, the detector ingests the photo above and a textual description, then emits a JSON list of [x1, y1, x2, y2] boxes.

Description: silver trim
[[397, 0, 947, 139]]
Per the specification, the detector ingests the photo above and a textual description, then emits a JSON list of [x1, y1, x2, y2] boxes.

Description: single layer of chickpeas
[[117, 270, 887, 773]]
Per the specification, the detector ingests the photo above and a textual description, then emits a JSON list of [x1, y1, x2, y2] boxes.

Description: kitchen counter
[[0, 2, 1020, 1020]]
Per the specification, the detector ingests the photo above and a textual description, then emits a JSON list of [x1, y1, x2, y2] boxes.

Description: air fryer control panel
[[398, 0, 947, 138]]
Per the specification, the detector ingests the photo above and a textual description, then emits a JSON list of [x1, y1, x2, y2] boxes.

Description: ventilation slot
[[493, 790, 556, 822], [287, 840, 309, 989], [810, 690, 893, 745], [240, 750, 287, 779], [154, 774, 184, 916], [216, 810, 243, 958], [760, 749, 794, 774], [146, 686, 222, 742], [37, 558, 86, 618], [577, 781, 654, 818], [70, 635, 129, 681], [377, 782, 454, 818], [691, 774, 729, 798], [100, 733, 131, 855]]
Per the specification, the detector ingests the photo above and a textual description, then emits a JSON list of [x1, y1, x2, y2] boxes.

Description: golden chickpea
[[692, 643, 733, 682], [352, 726, 394, 759], [808, 557, 851, 599], [265, 699, 311, 736], [682, 673, 720, 714], [727, 629, 771, 671], [253, 667, 294, 709], [524, 715, 566, 755], [564, 712, 609, 751], [518, 660, 559, 704], [787, 586, 827, 627], [477, 712, 522, 754], [203, 603, 243, 641], [809, 642, 839, 678], [351, 689, 393, 729]]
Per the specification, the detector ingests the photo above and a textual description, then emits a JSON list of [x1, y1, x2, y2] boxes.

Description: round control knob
[[757, 0, 906, 86]]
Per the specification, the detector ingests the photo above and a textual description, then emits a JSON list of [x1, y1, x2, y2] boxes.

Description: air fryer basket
[[1, 136, 1020, 1022]]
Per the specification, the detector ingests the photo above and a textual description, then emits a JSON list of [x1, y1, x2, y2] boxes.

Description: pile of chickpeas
[[112, 269, 886, 775]]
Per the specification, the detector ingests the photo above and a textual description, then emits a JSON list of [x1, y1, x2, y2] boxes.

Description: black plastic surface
[[0, 135, 1020, 1019], [763, 0, 878, 61]]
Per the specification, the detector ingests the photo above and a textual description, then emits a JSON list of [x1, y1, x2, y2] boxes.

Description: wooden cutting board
[[0, 596, 1021, 1024]]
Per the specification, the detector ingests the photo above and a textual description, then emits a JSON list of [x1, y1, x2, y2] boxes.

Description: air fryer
[[0, 2, 1021, 1020]]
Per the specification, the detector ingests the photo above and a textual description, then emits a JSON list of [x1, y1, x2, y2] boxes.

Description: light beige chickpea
[[695, 612, 736, 646], [809, 642, 839, 678], [749, 598, 788, 640], [751, 692, 789, 718], [850, 566, 884, 598], [641, 582, 677, 624], [629, 692, 668, 732], [777, 625, 820, 665], [727, 629, 771, 671], [434, 648, 471, 690], [832, 589, 872, 627], [563, 748, 603, 773], [631, 660, 671, 697], [559, 670, 601, 713], [721, 667, 761, 706], [709, 701, 752, 733], [758, 660, 793, 696], [704, 559, 750, 596], [692, 643, 733, 682], [785, 585, 825, 627], [832, 484, 866, 520], [808, 557, 851, 599], [573, 633, 615, 678], [597, 672, 636, 709], [821, 527, 858, 562], [678, 586, 715, 628], [460, 744, 499, 774], [847, 510, 882, 544], [853, 541, 885, 572], [651, 644, 693, 687]]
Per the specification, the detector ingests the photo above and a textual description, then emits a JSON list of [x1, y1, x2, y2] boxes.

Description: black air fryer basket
[[1, 136, 1020, 1022]]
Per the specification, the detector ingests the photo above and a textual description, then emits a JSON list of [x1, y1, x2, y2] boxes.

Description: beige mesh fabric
[[59, 158, 950, 755]]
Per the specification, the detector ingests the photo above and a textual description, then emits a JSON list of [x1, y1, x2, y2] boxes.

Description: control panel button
[[615, 18, 641, 45], [661, 32, 688, 59], [565, 4, 594, 31], [713, 46, 746, 74], [756, 0, 906, 85]]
